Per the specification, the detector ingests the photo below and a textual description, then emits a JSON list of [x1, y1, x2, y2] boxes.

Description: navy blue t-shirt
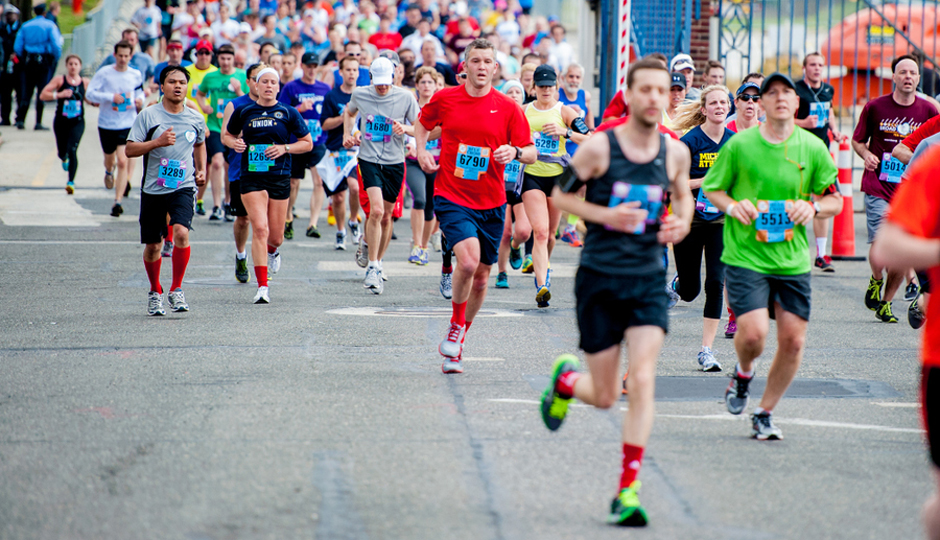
[[321, 86, 353, 152], [226, 101, 310, 179], [680, 125, 734, 222], [226, 94, 254, 183], [278, 78, 331, 146]]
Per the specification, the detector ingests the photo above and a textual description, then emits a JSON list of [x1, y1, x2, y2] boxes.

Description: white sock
[[736, 364, 754, 378], [754, 407, 768, 416], [236, 251, 247, 260], [378, 260, 384, 271], [816, 237, 827, 257], [367, 261, 378, 269]]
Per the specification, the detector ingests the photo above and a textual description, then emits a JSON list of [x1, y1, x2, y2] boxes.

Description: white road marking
[[872, 402, 919, 408], [0, 240, 234, 245], [30, 151, 57, 187], [0, 189, 101, 226], [327, 306, 523, 318], [463, 357, 505, 362]]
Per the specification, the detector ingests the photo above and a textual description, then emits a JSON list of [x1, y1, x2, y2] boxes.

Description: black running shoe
[[110, 203, 123, 217], [725, 370, 752, 415], [909, 295, 926, 329], [865, 276, 883, 311]]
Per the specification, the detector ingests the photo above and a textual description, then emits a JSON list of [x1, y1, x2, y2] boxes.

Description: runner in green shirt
[[702, 73, 842, 440], [196, 44, 248, 221]]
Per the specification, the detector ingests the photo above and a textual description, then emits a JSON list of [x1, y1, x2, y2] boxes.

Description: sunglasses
[[346, 52, 361, 57], [196, 50, 213, 55], [737, 94, 760, 102]]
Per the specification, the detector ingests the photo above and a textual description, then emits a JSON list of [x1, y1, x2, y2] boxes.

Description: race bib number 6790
[[455, 144, 490, 180]]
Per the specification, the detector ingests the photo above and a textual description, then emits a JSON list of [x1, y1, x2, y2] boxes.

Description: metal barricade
[[69, 0, 132, 73]]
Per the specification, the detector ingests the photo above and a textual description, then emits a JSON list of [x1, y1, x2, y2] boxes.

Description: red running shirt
[[602, 89, 629, 119], [419, 85, 532, 210], [885, 144, 940, 367], [901, 115, 940, 151]]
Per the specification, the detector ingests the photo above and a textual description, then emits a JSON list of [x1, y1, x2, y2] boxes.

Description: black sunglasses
[[737, 94, 760, 102], [196, 50, 213, 55]]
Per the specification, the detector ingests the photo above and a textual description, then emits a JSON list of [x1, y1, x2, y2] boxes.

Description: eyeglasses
[[196, 50, 213, 56], [346, 52, 361, 57], [737, 94, 760, 102]]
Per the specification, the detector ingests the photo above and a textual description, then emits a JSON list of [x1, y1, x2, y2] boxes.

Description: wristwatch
[[285, 144, 291, 154], [812, 201, 822, 215], [514, 146, 522, 160], [566, 127, 573, 139]]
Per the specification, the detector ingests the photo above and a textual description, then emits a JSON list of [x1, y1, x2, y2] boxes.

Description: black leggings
[[423, 166, 437, 222], [405, 160, 432, 212], [673, 220, 725, 319], [53, 117, 85, 182]]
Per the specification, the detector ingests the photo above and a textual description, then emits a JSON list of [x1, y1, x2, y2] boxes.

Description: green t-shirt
[[701, 126, 837, 275], [198, 69, 248, 133]]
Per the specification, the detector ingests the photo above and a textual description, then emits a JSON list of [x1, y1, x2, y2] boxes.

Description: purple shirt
[[278, 78, 331, 146], [853, 93, 938, 201]]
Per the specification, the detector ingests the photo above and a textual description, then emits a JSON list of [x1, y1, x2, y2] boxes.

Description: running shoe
[[865, 276, 883, 311], [223, 205, 234, 222], [306, 225, 320, 238], [391, 231, 398, 240], [905, 281, 920, 302], [349, 220, 361, 243], [814, 255, 835, 272], [520, 254, 534, 274], [65, 180, 74, 194], [209, 206, 223, 221], [61, 158, 69, 171], [724, 319, 737, 339], [560, 225, 583, 247], [161, 240, 174, 258], [666, 274, 680, 309], [496, 272, 509, 288], [622, 371, 629, 395], [147, 291, 166, 316], [910, 293, 926, 330], [408, 246, 421, 264], [235, 256, 249, 283], [195, 200, 206, 215], [327, 205, 335, 226], [418, 248, 429, 266], [356, 239, 369, 268], [335, 231, 347, 250], [697, 347, 721, 372], [440, 322, 465, 358], [725, 370, 752, 415], [268, 250, 281, 275], [607, 481, 648, 527], [167, 289, 189, 312], [380, 267, 388, 281], [104, 169, 115, 189], [442, 353, 463, 374], [440, 271, 453, 299], [364, 266, 381, 290], [35, 124, 49, 131], [284, 220, 294, 240], [509, 244, 523, 270], [536, 284, 551, 307], [253, 286, 270, 304], [751, 411, 783, 440], [540, 354, 580, 431], [876, 301, 898, 323], [124, 180, 132, 197], [431, 231, 442, 252], [110, 203, 123, 217]]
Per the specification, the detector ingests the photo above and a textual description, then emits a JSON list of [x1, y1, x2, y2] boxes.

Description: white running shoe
[[356, 238, 369, 268], [161, 240, 174, 258], [349, 219, 361, 244], [364, 266, 381, 289], [335, 231, 347, 250], [253, 286, 270, 304], [442, 354, 464, 374], [268, 250, 281, 275], [167, 289, 189, 312], [431, 230, 442, 252], [148, 291, 166, 316], [440, 271, 453, 299], [439, 322, 465, 358]]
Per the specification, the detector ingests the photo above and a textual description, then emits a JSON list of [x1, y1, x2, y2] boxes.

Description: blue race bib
[[363, 114, 392, 142], [608, 182, 664, 234], [879, 152, 905, 183], [216, 98, 230, 119], [504, 160, 522, 190], [247, 144, 275, 172], [755, 200, 795, 243], [533, 131, 560, 155], [425, 138, 441, 156], [333, 149, 352, 171], [62, 99, 81, 119], [809, 101, 829, 129], [455, 144, 490, 180], [695, 188, 719, 214], [158, 158, 186, 189], [112, 93, 130, 112], [306, 119, 322, 139]]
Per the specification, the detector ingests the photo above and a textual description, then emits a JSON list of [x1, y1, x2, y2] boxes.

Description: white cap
[[303, 8, 316, 17], [370, 57, 395, 85], [451, 1, 468, 16], [670, 53, 695, 72], [238, 22, 252, 34]]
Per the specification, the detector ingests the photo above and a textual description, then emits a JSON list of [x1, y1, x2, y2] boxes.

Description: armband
[[572, 116, 590, 135], [556, 162, 585, 193]]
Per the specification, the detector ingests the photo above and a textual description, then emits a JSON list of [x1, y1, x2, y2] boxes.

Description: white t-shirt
[[132, 5, 163, 40], [212, 18, 241, 46], [87, 65, 146, 130]]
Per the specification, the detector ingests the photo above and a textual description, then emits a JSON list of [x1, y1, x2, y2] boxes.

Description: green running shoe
[[876, 301, 898, 323], [540, 354, 579, 431], [235, 256, 249, 283], [521, 254, 534, 274], [865, 276, 883, 311], [607, 481, 648, 527]]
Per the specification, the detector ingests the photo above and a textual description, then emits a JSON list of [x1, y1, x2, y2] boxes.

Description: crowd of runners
[[5, 0, 940, 531]]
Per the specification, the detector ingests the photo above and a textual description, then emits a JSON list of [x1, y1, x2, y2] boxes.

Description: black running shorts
[[228, 180, 248, 217], [241, 175, 291, 200], [358, 159, 405, 203], [923, 366, 940, 467], [139, 187, 196, 245], [575, 267, 669, 353], [725, 265, 811, 321], [98, 127, 130, 155]]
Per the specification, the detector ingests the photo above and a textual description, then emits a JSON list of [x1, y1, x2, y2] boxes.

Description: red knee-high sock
[[167, 225, 172, 240], [170, 246, 190, 290], [555, 371, 581, 399], [619, 443, 645, 490], [255, 265, 268, 287], [451, 301, 467, 326], [144, 258, 162, 294], [267, 244, 278, 254]]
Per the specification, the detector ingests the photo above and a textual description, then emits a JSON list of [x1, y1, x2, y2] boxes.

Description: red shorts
[[356, 165, 405, 219]]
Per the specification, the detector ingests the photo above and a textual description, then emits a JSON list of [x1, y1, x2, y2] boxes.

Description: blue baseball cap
[[735, 82, 760, 97]]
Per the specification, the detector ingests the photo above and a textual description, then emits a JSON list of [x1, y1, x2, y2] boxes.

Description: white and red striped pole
[[831, 139, 865, 260], [617, 0, 631, 91]]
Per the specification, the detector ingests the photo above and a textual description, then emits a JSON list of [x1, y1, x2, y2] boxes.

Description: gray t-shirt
[[348, 85, 419, 165], [128, 102, 207, 195]]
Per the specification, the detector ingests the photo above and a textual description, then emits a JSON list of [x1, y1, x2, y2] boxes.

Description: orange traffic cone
[[831, 140, 865, 261]]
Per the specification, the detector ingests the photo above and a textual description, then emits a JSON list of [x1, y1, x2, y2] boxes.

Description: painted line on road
[[463, 357, 505, 362], [0, 240, 234, 245], [872, 402, 919, 408], [487, 399, 923, 434], [328, 306, 523, 318], [30, 150, 57, 187]]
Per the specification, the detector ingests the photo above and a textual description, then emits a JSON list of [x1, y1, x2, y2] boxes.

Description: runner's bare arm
[[39, 76, 64, 101], [414, 120, 439, 173], [659, 138, 693, 244], [220, 101, 245, 152], [342, 106, 360, 148], [321, 113, 343, 131], [871, 221, 940, 271], [558, 105, 590, 145], [851, 138, 881, 171], [193, 141, 207, 186], [493, 143, 535, 165], [891, 142, 914, 165], [126, 127, 177, 158], [195, 90, 213, 115]]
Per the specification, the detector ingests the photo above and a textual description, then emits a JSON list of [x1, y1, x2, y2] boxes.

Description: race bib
[[879, 153, 905, 183], [425, 138, 441, 156], [455, 144, 490, 180], [504, 160, 522, 190], [247, 144, 274, 172], [112, 93, 130, 112], [755, 200, 795, 243], [608, 182, 664, 235], [216, 98, 230, 119], [161, 10, 172, 25], [363, 114, 392, 142], [157, 158, 186, 189], [809, 101, 829, 129], [190, 84, 199, 99], [533, 131, 560, 155], [333, 148, 353, 171], [695, 188, 719, 214], [62, 99, 82, 119], [306, 119, 322, 139]]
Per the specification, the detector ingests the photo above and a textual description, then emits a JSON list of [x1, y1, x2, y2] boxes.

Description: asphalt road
[[0, 107, 930, 540]]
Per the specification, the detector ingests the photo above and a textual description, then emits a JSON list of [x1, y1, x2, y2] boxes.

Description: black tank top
[[580, 130, 669, 276], [55, 77, 85, 121]]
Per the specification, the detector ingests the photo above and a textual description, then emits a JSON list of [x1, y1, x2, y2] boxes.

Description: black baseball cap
[[301, 52, 320, 65], [760, 72, 796, 95], [670, 72, 686, 90], [533, 64, 557, 87]]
